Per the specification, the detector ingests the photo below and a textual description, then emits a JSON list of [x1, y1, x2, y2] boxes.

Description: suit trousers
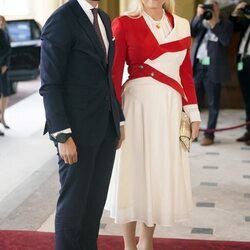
[[55, 114, 118, 250], [194, 62, 221, 139], [238, 56, 250, 132]]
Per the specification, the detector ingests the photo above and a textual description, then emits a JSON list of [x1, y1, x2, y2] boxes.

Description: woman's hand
[[191, 121, 200, 141]]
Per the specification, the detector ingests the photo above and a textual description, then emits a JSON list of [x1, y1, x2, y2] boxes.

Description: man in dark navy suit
[[230, 1, 250, 146], [39, 0, 125, 249], [191, 0, 233, 146]]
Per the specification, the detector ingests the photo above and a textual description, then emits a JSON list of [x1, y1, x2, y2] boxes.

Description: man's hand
[[58, 137, 78, 165], [197, 4, 204, 17], [1, 66, 8, 74], [117, 125, 125, 149], [191, 121, 200, 141], [233, 2, 247, 16]]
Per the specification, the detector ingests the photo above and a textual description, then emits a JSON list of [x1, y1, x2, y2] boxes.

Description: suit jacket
[[191, 16, 233, 83], [0, 29, 11, 68], [230, 15, 250, 61], [39, 0, 124, 146]]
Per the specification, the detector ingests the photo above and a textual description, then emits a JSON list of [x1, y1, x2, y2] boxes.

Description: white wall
[[120, 0, 135, 14], [0, 0, 67, 26]]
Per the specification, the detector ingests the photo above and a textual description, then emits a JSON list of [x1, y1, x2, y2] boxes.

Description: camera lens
[[201, 4, 214, 20], [203, 10, 213, 20]]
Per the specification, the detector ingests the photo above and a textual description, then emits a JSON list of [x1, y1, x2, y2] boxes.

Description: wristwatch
[[55, 133, 72, 143]]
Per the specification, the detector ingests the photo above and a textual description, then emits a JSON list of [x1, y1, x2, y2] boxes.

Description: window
[[7, 20, 41, 42], [7, 21, 31, 42]]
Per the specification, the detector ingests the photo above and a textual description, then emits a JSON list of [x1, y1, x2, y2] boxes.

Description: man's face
[[213, 3, 220, 15]]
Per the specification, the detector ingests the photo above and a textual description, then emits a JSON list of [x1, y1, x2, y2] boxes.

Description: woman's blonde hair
[[125, 0, 175, 17], [0, 15, 7, 29]]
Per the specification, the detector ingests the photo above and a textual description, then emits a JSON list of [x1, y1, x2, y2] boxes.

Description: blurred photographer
[[191, 0, 233, 146], [230, 1, 250, 145]]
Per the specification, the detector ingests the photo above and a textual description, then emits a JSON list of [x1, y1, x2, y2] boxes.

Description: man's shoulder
[[43, 1, 73, 30], [42, 1, 74, 37], [49, 0, 73, 20]]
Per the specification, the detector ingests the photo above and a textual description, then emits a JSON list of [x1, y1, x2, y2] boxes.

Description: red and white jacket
[[112, 13, 201, 122]]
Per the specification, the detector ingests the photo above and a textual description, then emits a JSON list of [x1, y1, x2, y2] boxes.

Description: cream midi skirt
[[106, 77, 193, 227]]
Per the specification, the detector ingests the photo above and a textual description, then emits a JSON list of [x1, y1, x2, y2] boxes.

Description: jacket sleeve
[[112, 17, 127, 104], [229, 15, 243, 32], [229, 15, 244, 32], [180, 47, 198, 107], [180, 48, 201, 122], [0, 30, 11, 67], [190, 16, 204, 38], [3, 33, 11, 66], [39, 12, 71, 134], [210, 20, 234, 47], [180, 21, 201, 122]]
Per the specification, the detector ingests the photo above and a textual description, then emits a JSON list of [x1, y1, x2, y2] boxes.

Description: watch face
[[56, 133, 71, 143], [58, 134, 66, 142]]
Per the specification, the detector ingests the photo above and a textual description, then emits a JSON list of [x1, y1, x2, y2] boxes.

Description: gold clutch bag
[[179, 111, 191, 152]]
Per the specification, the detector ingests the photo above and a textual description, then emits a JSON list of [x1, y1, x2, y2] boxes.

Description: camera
[[240, 4, 250, 16], [201, 4, 214, 20]]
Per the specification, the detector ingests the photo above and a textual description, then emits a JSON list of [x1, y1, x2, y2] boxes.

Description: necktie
[[91, 8, 107, 59]]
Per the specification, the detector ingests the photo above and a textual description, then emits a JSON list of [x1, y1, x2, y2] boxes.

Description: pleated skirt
[[106, 77, 192, 227]]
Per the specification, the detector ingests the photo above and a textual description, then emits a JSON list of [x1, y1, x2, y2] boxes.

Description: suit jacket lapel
[[98, 10, 113, 67], [98, 10, 112, 43], [69, 0, 106, 66]]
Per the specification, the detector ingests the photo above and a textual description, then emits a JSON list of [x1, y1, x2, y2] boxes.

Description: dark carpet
[[0, 230, 250, 250]]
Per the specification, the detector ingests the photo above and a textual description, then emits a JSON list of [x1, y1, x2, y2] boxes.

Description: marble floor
[[0, 79, 249, 243]]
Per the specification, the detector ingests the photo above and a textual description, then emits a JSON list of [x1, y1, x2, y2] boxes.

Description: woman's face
[[142, 0, 166, 9]]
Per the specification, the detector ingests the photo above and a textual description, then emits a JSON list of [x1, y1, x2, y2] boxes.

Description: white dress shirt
[[196, 20, 218, 61], [239, 25, 250, 57], [143, 10, 173, 44], [77, 0, 109, 55]]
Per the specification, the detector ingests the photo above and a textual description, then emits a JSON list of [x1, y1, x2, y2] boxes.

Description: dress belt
[[128, 63, 188, 101]]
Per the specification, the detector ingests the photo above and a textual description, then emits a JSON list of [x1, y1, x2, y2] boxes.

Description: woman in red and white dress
[[106, 0, 201, 249]]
